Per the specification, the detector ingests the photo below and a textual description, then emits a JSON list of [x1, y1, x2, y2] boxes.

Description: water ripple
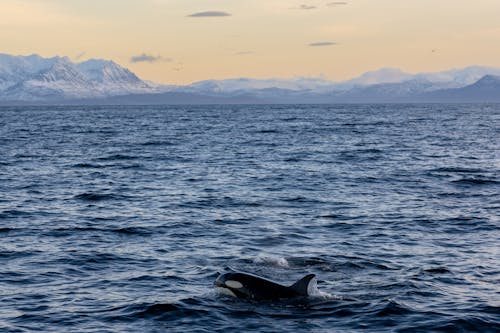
[[0, 104, 499, 332]]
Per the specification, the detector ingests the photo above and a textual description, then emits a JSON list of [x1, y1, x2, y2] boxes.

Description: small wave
[[318, 213, 343, 219], [89, 216, 115, 222], [0, 250, 38, 260], [179, 196, 262, 209], [127, 274, 186, 283], [44, 226, 152, 237], [44, 227, 102, 237], [475, 304, 500, 316], [340, 121, 393, 128], [108, 299, 209, 321], [332, 260, 394, 272], [374, 300, 414, 317], [317, 213, 357, 221], [0, 209, 32, 218], [119, 163, 145, 170], [97, 154, 137, 161], [283, 157, 304, 162], [281, 196, 324, 204], [112, 227, 153, 236], [287, 256, 394, 272], [422, 267, 451, 274], [431, 316, 500, 332], [353, 148, 384, 154], [60, 252, 141, 268], [73, 192, 129, 201], [103, 302, 179, 321], [253, 255, 289, 268], [452, 177, 499, 186], [140, 140, 176, 146], [287, 256, 330, 268], [430, 167, 484, 174], [253, 129, 281, 134], [13, 153, 41, 158], [338, 148, 384, 161], [134, 303, 181, 318], [252, 235, 289, 247], [72, 162, 104, 168]]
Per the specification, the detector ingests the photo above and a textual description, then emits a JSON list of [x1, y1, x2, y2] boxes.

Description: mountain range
[[1, 53, 500, 104]]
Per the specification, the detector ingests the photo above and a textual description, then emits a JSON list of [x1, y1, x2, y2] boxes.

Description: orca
[[214, 270, 318, 301]]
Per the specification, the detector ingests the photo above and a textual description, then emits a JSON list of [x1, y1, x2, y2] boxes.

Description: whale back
[[215, 271, 317, 300]]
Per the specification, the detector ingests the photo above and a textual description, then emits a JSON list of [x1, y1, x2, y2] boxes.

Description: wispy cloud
[[298, 5, 316, 10], [327, 2, 348, 6], [308, 42, 337, 47], [130, 53, 171, 63], [235, 51, 254, 55], [187, 11, 231, 17]]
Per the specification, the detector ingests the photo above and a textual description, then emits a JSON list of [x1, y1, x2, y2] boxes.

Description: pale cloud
[[327, 2, 348, 6], [235, 51, 254, 55], [308, 42, 337, 47], [130, 53, 171, 63], [187, 11, 231, 17]]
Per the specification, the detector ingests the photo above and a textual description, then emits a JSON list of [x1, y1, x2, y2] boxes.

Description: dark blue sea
[[0, 104, 499, 332]]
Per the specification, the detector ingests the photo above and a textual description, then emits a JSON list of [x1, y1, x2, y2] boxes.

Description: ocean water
[[0, 104, 499, 333]]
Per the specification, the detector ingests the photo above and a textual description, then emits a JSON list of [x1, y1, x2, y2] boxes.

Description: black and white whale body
[[214, 270, 318, 300]]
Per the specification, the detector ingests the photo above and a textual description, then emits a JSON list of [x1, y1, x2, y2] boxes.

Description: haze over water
[[0, 104, 499, 332]]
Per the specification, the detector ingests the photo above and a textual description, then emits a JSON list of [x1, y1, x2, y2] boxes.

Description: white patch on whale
[[225, 280, 243, 289], [216, 287, 237, 297]]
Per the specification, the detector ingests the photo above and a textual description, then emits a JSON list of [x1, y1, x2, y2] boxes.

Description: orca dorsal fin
[[290, 274, 317, 296]]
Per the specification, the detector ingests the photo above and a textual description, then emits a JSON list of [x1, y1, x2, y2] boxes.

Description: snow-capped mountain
[[0, 53, 161, 101], [177, 66, 500, 95], [1, 53, 500, 103]]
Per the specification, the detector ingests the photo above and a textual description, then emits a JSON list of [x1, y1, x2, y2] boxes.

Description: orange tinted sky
[[1, 0, 500, 84]]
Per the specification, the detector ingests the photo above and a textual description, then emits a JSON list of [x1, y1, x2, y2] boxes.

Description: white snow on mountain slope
[[345, 68, 413, 86], [179, 77, 337, 94], [338, 66, 500, 90], [7, 57, 99, 100], [414, 66, 500, 88], [77, 59, 160, 95], [0, 54, 56, 91], [0, 53, 162, 101]]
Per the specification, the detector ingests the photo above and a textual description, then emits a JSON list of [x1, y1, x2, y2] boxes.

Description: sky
[[1, 0, 500, 84]]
